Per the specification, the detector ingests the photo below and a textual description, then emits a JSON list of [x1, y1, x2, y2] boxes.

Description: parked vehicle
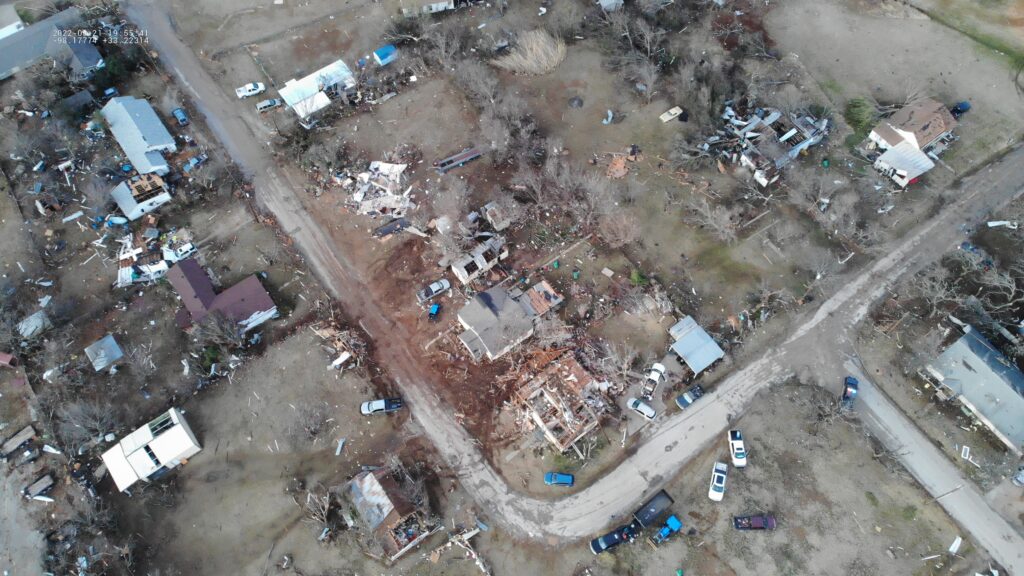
[[728, 429, 747, 468], [417, 278, 451, 304], [648, 515, 683, 547], [359, 397, 404, 415], [101, 87, 120, 101], [256, 98, 282, 113], [235, 82, 266, 99], [171, 107, 189, 126], [675, 385, 705, 409], [433, 147, 483, 174], [428, 303, 442, 322], [708, 461, 728, 501], [182, 153, 209, 173], [840, 376, 859, 409], [632, 489, 674, 529], [734, 513, 777, 530], [589, 524, 635, 555], [950, 101, 971, 119], [627, 397, 656, 420], [543, 472, 575, 487], [641, 362, 666, 400]]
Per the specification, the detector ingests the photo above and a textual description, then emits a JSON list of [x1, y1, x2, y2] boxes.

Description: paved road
[[128, 1, 1024, 571]]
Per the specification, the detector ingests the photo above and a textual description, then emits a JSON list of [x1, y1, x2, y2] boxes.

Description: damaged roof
[[84, 334, 124, 372], [349, 470, 416, 532], [0, 7, 81, 80], [872, 98, 957, 150], [928, 326, 1024, 453]]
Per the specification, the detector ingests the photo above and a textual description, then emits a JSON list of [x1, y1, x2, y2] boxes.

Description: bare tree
[[684, 196, 736, 243], [423, 20, 466, 67], [58, 399, 120, 447], [909, 266, 962, 317], [546, 1, 584, 40], [630, 59, 660, 103], [193, 311, 244, 351], [598, 212, 640, 248], [633, 19, 665, 58], [453, 60, 499, 106]]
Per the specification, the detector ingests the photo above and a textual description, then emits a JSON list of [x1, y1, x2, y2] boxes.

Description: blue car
[[172, 107, 189, 126], [544, 472, 575, 487]]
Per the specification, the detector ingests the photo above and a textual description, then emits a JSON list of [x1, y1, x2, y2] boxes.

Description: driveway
[[127, 1, 1024, 571]]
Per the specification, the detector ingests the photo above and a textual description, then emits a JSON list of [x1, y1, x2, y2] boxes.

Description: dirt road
[[127, 0, 1024, 570]]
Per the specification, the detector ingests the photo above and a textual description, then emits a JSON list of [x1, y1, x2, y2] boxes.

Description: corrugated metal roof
[[874, 140, 934, 182], [669, 316, 725, 375], [278, 59, 354, 119], [929, 327, 1024, 452], [101, 96, 176, 174], [84, 334, 123, 372]]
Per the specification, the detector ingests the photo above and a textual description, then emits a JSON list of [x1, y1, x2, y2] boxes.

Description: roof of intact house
[[278, 58, 355, 119], [166, 259, 277, 331], [0, 7, 82, 80], [66, 39, 102, 70], [928, 326, 1024, 451], [101, 96, 177, 173], [669, 316, 725, 375], [872, 98, 957, 150], [458, 285, 534, 360]]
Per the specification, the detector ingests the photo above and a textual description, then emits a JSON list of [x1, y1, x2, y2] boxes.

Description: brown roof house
[[166, 259, 277, 333], [867, 98, 958, 187], [349, 468, 438, 561]]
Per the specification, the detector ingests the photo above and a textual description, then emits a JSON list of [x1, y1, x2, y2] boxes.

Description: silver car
[[627, 397, 656, 420]]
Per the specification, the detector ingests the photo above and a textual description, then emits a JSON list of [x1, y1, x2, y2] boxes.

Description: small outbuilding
[[84, 334, 124, 372], [373, 44, 398, 66], [668, 316, 725, 376]]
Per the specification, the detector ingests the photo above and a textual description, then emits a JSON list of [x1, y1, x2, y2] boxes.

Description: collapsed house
[[279, 58, 356, 129], [346, 161, 415, 217], [166, 259, 278, 333], [668, 316, 725, 377], [114, 227, 196, 288], [451, 235, 509, 285], [84, 334, 123, 372], [101, 96, 178, 175], [457, 280, 564, 361], [101, 407, 201, 492], [924, 325, 1024, 455], [110, 173, 172, 220], [866, 98, 957, 188], [349, 468, 438, 561], [513, 353, 602, 453], [705, 105, 829, 186]]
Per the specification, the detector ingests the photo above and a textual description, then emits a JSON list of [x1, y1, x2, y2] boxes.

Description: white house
[[110, 173, 172, 220], [101, 96, 178, 175], [867, 98, 957, 188], [278, 58, 356, 128], [101, 408, 201, 492], [0, 4, 25, 41]]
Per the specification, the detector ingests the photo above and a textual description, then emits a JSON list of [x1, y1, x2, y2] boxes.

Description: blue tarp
[[373, 44, 398, 66]]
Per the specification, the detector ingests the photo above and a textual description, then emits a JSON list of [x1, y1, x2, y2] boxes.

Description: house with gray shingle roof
[[101, 96, 177, 175], [0, 7, 81, 80]]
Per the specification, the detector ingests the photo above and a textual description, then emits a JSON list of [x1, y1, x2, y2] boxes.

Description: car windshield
[[713, 475, 725, 488]]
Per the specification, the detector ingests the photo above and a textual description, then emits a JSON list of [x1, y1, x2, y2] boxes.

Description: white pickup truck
[[728, 429, 747, 468], [235, 82, 266, 99]]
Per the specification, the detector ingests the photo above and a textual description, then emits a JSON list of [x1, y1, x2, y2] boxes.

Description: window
[[148, 412, 174, 437]]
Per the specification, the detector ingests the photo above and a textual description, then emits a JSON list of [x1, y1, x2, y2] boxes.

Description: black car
[[589, 524, 636, 555]]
